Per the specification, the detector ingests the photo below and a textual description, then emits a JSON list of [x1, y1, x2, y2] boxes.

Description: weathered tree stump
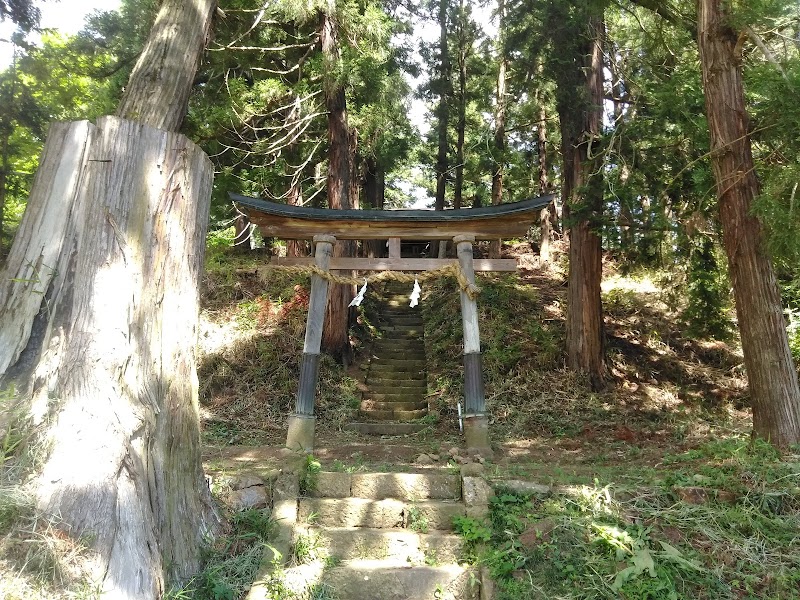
[[0, 115, 218, 597]]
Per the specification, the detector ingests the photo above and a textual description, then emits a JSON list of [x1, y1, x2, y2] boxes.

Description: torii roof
[[232, 193, 554, 241]]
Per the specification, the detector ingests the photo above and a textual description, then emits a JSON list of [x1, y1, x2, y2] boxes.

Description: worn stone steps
[[311, 472, 462, 500], [358, 408, 428, 421], [361, 399, 428, 412], [361, 388, 427, 403], [298, 497, 466, 530], [295, 526, 464, 563], [246, 471, 491, 600], [321, 561, 478, 600], [358, 282, 428, 424], [366, 377, 426, 388]]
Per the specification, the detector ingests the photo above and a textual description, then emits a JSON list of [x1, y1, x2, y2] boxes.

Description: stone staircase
[[357, 282, 429, 426], [248, 471, 491, 600]]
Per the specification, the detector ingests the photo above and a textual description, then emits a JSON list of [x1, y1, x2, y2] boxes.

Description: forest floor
[[199, 241, 753, 474], [195, 243, 800, 600]]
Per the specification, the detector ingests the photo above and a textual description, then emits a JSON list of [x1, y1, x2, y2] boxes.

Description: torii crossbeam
[[234, 193, 554, 453]]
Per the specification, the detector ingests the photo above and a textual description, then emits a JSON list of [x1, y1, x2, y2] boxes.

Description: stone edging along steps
[[246, 470, 494, 600]]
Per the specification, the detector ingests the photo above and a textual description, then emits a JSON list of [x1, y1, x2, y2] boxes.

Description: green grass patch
[[457, 437, 800, 599]]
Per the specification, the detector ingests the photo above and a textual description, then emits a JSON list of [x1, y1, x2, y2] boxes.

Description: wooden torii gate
[[234, 193, 554, 453]]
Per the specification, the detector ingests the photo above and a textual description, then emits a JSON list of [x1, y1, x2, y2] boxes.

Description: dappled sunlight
[[602, 273, 661, 296]]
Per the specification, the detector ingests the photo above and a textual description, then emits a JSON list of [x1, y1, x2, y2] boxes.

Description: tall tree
[[545, 1, 607, 388], [0, 0, 220, 596], [433, 0, 450, 255], [0, 0, 39, 30], [320, 2, 355, 361], [489, 0, 507, 258], [696, 0, 800, 446], [452, 0, 476, 210]]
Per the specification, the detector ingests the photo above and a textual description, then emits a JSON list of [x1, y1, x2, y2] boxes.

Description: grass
[[454, 436, 800, 600], [198, 252, 363, 445], [168, 508, 277, 600]]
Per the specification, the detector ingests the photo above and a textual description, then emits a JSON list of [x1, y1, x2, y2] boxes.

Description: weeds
[[198, 252, 361, 445], [455, 437, 800, 599], [170, 508, 276, 600]]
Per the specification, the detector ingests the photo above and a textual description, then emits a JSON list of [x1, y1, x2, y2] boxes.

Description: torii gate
[[233, 193, 554, 454]]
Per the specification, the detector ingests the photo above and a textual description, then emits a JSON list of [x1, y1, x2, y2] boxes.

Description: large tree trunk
[[489, 0, 507, 259], [537, 100, 558, 263], [433, 0, 450, 257], [453, 0, 468, 212], [116, 0, 215, 131], [0, 1, 219, 597], [556, 10, 606, 389], [364, 156, 385, 258], [320, 7, 354, 362], [697, 0, 800, 446]]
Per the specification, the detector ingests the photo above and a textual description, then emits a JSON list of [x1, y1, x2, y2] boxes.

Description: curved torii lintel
[[231, 192, 555, 240]]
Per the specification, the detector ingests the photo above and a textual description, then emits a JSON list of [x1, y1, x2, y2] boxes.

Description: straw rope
[[261, 262, 481, 299]]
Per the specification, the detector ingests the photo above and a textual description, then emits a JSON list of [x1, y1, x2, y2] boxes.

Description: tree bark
[[697, 0, 800, 446], [320, 7, 354, 362], [286, 95, 308, 258], [537, 100, 558, 263], [454, 0, 469, 212], [116, 0, 215, 131], [364, 156, 385, 258], [489, 0, 507, 259], [0, 0, 220, 596], [556, 10, 606, 389], [432, 0, 450, 257]]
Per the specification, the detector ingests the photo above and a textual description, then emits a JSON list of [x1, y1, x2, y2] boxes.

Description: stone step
[[311, 471, 461, 501], [373, 341, 425, 352], [321, 561, 479, 600], [346, 422, 428, 436], [381, 332, 423, 341], [382, 325, 424, 334], [298, 498, 466, 530], [359, 408, 428, 421], [368, 357, 426, 368], [368, 363, 426, 374], [361, 399, 428, 412], [365, 369, 425, 381], [362, 392, 426, 403], [380, 314, 423, 322], [296, 526, 464, 564], [366, 378, 426, 389]]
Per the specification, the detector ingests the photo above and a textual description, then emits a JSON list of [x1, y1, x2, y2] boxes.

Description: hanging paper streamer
[[409, 279, 421, 308], [349, 279, 368, 307]]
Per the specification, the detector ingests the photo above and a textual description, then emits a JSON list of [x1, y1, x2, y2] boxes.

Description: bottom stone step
[[322, 560, 479, 600], [295, 526, 464, 564], [359, 408, 428, 421], [346, 422, 428, 436]]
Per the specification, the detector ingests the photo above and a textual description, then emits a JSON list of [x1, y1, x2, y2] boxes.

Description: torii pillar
[[285, 234, 335, 452], [454, 234, 491, 454]]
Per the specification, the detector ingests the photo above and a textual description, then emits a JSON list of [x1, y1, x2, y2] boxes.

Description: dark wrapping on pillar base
[[296, 352, 320, 415], [463, 352, 486, 415]]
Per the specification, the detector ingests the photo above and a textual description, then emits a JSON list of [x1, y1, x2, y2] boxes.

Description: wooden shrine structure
[[233, 193, 554, 453]]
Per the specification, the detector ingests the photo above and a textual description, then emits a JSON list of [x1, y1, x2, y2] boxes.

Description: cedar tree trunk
[[0, 1, 220, 597], [320, 7, 354, 361], [432, 0, 450, 257], [489, 0, 506, 259], [557, 11, 606, 389], [697, 0, 800, 446]]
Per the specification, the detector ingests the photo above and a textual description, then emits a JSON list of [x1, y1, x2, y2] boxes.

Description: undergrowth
[[167, 508, 276, 600], [198, 250, 362, 444], [455, 437, 800, 600], [1, 388, 101, 600]]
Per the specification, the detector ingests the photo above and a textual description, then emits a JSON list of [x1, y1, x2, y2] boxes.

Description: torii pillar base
[[463, 415, 492, 458], [285, 414, 316, 453]]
